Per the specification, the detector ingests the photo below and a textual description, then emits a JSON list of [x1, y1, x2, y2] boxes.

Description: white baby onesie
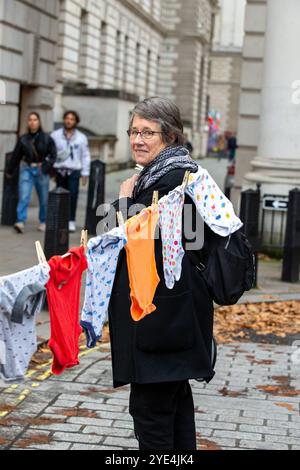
[[158, 185, 186, 289], [0, 264, 50, 382], [81, 226, 127, 348], [185, 167, 243, 237]]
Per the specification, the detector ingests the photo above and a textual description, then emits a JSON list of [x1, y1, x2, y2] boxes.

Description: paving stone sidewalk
[[0, 342, 299, 451]]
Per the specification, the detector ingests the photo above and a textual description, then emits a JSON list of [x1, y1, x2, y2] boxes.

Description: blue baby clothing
[[0, 264, 50, 382], [81, 226, 127, 348], [185, 167, 243, 236], [158, 185, 185, 289]]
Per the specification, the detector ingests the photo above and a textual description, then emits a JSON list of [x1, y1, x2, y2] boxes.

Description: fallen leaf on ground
[[55, 408, 98, 418], [214, 300, 300, 343], [14, 434, 53, 449], [275, 402, 295, 412], [196, 434, 222, 451]]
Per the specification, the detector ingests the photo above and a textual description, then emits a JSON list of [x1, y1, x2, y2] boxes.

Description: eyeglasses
[[127, 129, 164, 140]]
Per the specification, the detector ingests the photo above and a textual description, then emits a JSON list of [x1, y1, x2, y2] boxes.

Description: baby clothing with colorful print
[[0, 264, 50, 382], [125, 206, 160, 321], [185, 167, 243, 236], [158, 185, 185, 289], [81, 226, 127, 348]]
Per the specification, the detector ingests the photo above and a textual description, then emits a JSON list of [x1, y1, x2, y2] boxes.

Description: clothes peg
[[35, 241, 48, 265], [135, 164, 144, 173], [117, 211, 125, 228], [182, 171, 191, 190], [80, 230, 88, 253], [152, 191, 159, 206]]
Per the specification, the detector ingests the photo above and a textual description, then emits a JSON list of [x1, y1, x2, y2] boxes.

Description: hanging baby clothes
[[81, 226, 127, 348], [0, 264, 50, 382], [185, 167, 243, 236], [125, 206, 160, 321], [46, 246, 87, 375], [158, 185, 185, 289]]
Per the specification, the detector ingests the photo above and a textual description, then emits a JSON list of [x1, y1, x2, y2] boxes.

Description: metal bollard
[[85, 160, 106, 235], [281, 188, 300, 283], [1, 152, 19, 226], [44, 187, 70, 260], [239, 186, 261, 288]]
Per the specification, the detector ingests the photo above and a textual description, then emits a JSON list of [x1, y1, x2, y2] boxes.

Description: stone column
[[244, 0, 300, 194]]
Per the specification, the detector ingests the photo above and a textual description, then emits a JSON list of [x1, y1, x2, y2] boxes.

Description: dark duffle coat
[[107, 168, 216, 388]]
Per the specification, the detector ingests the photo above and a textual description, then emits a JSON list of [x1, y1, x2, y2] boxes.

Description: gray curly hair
[[129, 96, 185, 146]]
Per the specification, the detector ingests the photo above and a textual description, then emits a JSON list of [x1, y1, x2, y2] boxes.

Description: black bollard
[[85, 160, 106, 235], [281, 188, 300, 283], [1, 152, 19, 226], [239, 186, 261, 288], [44, 187, 70, 260]]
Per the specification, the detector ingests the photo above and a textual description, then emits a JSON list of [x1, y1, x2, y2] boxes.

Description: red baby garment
[[46, 246, 87, 375]]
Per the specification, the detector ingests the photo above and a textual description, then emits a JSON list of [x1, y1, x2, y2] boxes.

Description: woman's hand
[[119, 174, 139, 198], [81, 176, 88, 187]]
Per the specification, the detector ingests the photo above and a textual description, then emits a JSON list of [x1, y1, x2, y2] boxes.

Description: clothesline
[[117, 167, 242, 237], [0, 167, 243, 384]]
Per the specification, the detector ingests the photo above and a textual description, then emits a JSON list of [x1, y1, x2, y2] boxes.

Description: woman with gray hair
[[108, 97, 217, 450]]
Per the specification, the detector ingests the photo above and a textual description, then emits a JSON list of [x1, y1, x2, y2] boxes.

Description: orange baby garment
[[125, 206, 160, 321]]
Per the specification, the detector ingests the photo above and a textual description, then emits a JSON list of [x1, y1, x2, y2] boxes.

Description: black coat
[[108, 168, 217, 388], [8, 131, 57, 175]]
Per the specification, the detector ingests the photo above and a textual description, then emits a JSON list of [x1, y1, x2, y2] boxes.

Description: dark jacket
[[108, 168, 219, 388], [8, 131, 57, 175]]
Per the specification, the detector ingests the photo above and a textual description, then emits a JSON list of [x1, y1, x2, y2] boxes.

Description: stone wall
[[0, 0, 59, 166]]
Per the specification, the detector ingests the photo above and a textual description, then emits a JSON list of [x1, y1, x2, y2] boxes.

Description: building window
[[115, 30, 122, 88], [79, 9, 88, 81], [145, 49, 151, 97], [99, 21, 107, 85], [136, 43, 142, 94], [122, 35, 129, 90]]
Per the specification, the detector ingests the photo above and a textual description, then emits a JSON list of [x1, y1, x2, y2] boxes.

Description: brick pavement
[[0, 342, 299, 450]]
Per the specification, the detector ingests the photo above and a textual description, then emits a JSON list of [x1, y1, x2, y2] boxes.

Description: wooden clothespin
[[116, 211, 125, 228], [80, 230, 88, 254], [152, 190, 159, 206], [35, 241, 48, 265], [135, 164, 144, 173], [182, 170, 191, 190]]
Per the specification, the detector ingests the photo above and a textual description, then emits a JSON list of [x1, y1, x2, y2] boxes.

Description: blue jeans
[[17, 165, 50, 224]]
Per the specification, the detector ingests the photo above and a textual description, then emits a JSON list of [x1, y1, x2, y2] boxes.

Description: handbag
[[30, 136, 55, 176], [56, 147, 71, 164], [186, 228, 255, 306]]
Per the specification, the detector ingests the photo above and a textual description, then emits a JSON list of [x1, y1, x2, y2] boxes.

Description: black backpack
[[186, 228, 255, 306]]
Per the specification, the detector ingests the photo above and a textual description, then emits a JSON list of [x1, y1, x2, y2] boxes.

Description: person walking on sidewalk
[[51, 111, 91, 233], [227, 132, 238, 162], [108, 97, 217, 451], [7, 112, 57, 234]]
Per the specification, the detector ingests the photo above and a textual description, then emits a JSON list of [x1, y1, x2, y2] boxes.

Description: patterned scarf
[[133, 145, 199, 200]]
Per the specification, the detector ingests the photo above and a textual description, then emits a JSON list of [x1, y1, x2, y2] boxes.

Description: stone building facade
[[233, 0, 300, 248], [208, 0, 246, 135], [0, 0, 59, 160], [56, 0, 164, 166], [158, 0, 218, 156], [0, 0, 218, 174]]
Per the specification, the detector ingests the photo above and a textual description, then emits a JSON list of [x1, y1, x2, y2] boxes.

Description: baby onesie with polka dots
[[158, 185, 186, 289], [0, 264, 50, 382], [81, 226, 127, 348], [185, 167, 243, 237]]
